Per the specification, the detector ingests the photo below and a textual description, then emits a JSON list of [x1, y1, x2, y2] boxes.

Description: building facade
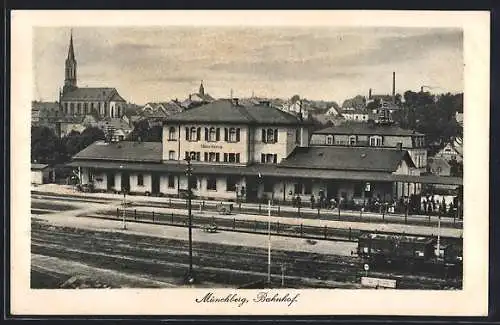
[[66, 98, 452, 205]]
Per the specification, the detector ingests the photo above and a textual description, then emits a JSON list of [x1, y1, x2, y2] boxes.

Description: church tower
[[63, 30, 77, 94], [199, 80, 205, 96]]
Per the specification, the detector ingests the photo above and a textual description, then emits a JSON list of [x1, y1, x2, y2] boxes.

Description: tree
[[290, 94, 300, 103], [31, 126, 62, 164], [342, 95, 366, 110], [127, 119, 162, 142], [61, 130, 82, 159], [79, 127, 105, 150]]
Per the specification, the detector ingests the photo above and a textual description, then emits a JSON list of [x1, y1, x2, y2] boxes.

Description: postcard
[[10, 10, 489, 316]]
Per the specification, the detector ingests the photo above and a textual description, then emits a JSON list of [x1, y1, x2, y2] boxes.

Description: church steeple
[[199, 80, 205, 96], [63, 29, 77, 94]]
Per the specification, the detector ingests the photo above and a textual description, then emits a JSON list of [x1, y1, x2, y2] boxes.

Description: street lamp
[[185, 156, 195, 284], [258, 172, 272, 286]]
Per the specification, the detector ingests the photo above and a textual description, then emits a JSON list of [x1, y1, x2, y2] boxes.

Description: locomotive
[[357, 231, 463, 268]]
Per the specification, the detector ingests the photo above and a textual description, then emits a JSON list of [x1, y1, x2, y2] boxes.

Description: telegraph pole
[[185, 156, 194, 284]]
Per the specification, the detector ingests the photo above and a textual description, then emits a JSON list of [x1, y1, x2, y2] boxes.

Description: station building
[[69, 98, 461, 204]]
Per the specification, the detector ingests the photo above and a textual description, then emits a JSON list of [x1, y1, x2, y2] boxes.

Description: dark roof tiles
[[280, 146, 414, 172], [61, 87, 126, 102], [166, 99, 303, 125], [73, 141, 162, 162], [315, 124, 423, 136]]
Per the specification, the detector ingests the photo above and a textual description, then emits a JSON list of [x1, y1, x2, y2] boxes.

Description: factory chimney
[[368, 88, 372, 100], [392, 71, 396, 103]]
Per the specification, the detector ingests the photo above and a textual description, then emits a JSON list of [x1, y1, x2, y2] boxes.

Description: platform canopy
[[67, 160, 463, 186]]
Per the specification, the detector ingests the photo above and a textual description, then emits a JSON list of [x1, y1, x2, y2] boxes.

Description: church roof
[[61, 87, 125, 102]]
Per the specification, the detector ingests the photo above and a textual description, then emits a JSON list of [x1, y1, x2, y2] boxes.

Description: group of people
[[290, 192, 459, 217]]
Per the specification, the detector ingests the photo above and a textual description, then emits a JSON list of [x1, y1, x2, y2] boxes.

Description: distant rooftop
[[314, 124, 423, 136]]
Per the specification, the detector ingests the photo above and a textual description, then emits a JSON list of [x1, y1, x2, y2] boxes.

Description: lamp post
[[185, 156, 194, 284], [122, 191, 127, 230]]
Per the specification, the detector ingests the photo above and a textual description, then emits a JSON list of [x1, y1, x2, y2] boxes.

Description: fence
[[129, 198, 462, 229], [114, 208, 358, 242]]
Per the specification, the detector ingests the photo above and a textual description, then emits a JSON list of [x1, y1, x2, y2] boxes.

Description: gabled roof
[[314, 124, 423, 136], [428, 157, 451, 169], [165, 99, 304, 125], [73, 141, 162, 162], [31, 163, 50, 170], [280, 146, 415, 172], [96, 118, 132, 132], [61, 87, 125, 102]]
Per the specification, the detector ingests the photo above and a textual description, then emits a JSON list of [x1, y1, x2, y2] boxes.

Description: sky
[[33, 26, 463, 105]]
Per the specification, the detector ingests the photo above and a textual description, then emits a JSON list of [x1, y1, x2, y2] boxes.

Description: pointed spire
[[199, 80, 205, 96], [67, 29, 75, 61]]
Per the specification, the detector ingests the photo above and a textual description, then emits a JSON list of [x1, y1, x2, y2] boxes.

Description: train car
[[357, 232, 436, 265]]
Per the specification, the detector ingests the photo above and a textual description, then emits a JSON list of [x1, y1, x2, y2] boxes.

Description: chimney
[[368, 88, 372, 100], [392, 72, 396, 102]]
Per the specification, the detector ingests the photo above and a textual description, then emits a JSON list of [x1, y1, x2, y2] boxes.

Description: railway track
[[31, 222, 462, 289]]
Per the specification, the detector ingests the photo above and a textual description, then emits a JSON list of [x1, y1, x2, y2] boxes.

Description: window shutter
[[196, 152, 201, 161], [236, 128, 240, 142], [262, 129, 266, 142], [197, 127, 201, 141], [205, 128, 208, 141], [224, 128, 228, 141], [204, 152, 208, 161], [261, 154, 265, 163], [216, 153, 220, 162], [224, 153, 228, 162], [273, 154, 278, 164], [236, 153, 240, 163], [185, 127, 189, 140], [216, 128, 220, 141], [274, 129, 278, 143]]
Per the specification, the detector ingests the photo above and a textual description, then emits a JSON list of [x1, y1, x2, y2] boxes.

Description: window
[[354, 183, 364, 197], [168, 175, 175, 188], [225, 153, 240, 163], [64, 103, 68, 114], [77, 103, 81, 114], [168, 127, 176, 141], [84, 103, 88, 114], [168, 150, 175, 160], [208, 127, 217, 142], [206, 176, 217, 190], [137, 174, 144, 186], [190, 127, 198, 141], [262, 128, 278, 143], [224, 128, 240, 142], [70, 103, 74, 114], [349, 136, 357, 146], [189, 151, 201, 161], [226, 177, 237, 192], [91, 102, 94, 110], [261, 153, 278, 164], [369, 136, 382, 146], [205, 152, 219, 162], [326, 135, 333, 145]]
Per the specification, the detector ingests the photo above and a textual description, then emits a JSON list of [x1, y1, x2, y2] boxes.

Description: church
[[59, 31, 127, 119]]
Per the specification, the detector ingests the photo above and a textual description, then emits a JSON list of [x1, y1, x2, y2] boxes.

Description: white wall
[[31, 170, 43, 184], [129, 172, 152, 193]]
